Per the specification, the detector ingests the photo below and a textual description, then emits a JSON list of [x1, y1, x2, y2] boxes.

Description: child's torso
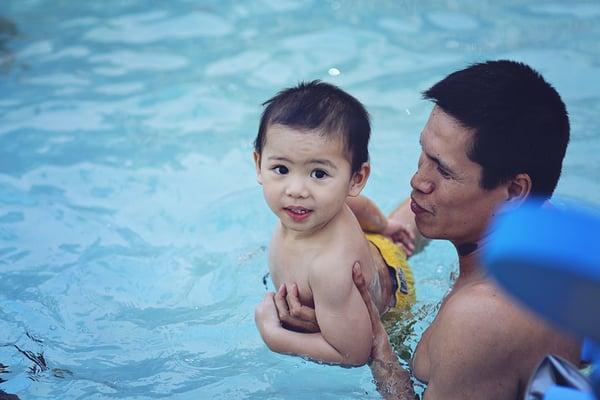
[[269, 206, 392, 311]]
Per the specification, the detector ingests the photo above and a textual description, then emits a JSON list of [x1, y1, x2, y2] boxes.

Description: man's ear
[[348, 162, 370, 197], [253, 151, 263, 185], [505, 173, 532, 206]]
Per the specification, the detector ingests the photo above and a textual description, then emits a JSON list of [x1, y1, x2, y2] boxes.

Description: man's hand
[[353, 261, 417, 399], [273, 284, 320, 333], [383, 218, 416, 257], [352, 262, 395, 361]]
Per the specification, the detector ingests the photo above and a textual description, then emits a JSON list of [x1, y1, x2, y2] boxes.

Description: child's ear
[[253, 151, 263, 185], [348, 162, 370, 197]]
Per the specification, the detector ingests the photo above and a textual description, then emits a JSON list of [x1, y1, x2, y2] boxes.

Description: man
[[259, 60, 581, 399]]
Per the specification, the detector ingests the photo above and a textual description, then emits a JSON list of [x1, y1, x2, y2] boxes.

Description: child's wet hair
[[255, 80, 370, 173]]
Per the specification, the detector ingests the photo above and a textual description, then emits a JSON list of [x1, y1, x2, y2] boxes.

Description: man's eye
[[311, 169, 328, 179], [273, 165, 289, 175], [437, 166, 451, 178]]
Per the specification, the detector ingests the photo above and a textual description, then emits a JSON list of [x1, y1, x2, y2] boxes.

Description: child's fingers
[[287, 284, 320, 332], [273, 284, 290, 320], [287, 284, 305, 317], [404, 226, 416, 242]]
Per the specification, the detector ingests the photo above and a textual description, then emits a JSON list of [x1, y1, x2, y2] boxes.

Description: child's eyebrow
[[308, 159, 337, 170], [266, 156, 338, 170], [267, 156, 292, 163]]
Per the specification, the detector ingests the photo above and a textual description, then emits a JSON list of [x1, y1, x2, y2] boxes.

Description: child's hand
[[383, 218, 416, 256], [255, 292, 282, 343], [274, 284, 320, 333]]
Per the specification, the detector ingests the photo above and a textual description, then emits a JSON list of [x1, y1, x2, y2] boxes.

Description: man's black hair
[[254, 80, 370, 173], [423, 60, 570, 199]]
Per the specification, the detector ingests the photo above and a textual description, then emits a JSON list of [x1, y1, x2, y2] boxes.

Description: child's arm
[[255, 256, 372, 366], [347, 195, 418, 256], [255, 292, 356, 364], [346, 195, 388, 233]]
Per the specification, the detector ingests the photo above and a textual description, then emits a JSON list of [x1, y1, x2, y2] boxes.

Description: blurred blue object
[[483, 200, 600, 342], [524, 354, 595, 399], [583, 339, 600, 364], [543, 386, 596, 400], [483, 199, 600, 399]]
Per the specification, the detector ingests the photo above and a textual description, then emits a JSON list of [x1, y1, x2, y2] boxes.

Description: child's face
[[254, 124, 367, 235]]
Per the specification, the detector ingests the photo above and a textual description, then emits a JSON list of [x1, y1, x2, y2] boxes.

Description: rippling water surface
[[1, 1, 599, 398]]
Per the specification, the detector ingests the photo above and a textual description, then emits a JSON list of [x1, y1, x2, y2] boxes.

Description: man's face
[[410, 106, 508, 245]]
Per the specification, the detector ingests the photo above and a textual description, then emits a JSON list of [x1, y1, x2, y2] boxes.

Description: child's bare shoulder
[[308, 224, 370, 278]]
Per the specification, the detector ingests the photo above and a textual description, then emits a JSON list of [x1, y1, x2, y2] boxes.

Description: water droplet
[[328, 67, 340, 76], [405, 109, 411, 115]]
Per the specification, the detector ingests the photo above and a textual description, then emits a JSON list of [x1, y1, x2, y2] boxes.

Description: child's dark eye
[[273, 165, 289, 175], [311, 169, 328, 179]]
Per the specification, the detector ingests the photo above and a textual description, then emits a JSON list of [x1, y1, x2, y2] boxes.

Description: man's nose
[[410, 166, 434, 194]]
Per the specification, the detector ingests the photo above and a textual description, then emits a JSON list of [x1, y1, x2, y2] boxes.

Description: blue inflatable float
[[483, 200, 600, 399]]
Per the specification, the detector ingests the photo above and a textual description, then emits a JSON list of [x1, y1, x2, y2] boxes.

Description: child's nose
[[285, 177, 309, 198]]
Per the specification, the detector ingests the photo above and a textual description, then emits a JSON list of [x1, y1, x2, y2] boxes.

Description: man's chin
[[416, 224, 448, 242], [414, 220, 435, 239]]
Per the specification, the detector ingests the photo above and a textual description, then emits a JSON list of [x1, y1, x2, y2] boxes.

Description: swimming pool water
[[1, 1, 599, 398]]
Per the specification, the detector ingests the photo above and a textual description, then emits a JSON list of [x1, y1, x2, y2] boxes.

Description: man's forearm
[[369, 359, 418, 400]]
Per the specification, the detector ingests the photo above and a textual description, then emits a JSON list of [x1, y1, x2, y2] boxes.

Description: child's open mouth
[[284, 206, 312, 222]]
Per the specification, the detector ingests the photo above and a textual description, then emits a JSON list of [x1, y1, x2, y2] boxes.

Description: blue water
[[1, 1, 599, 398]]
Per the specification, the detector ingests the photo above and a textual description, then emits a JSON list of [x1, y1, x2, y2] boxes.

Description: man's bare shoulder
[[427, 279, 579, 392], [432, 282, 524, 354], [418, 279, 577, 399], [437, 281, 557, 350], [442, 280, 576, 339]]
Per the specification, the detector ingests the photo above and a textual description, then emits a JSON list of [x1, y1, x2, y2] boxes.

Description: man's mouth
[[410, 197, 431, 215], [284, 206, 312, 221]]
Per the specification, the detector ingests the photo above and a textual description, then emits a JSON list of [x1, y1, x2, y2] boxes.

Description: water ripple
[[84, 10, 233, 43]]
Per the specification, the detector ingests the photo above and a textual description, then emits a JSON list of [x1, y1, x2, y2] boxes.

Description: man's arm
[[353, 263, 418, 399]]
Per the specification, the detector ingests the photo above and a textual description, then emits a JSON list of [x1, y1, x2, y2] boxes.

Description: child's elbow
[[340, 344, 371, 367], [344, 355, 369, 367], [331, 325, 373, 366], [261, 333, 285, 354]]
